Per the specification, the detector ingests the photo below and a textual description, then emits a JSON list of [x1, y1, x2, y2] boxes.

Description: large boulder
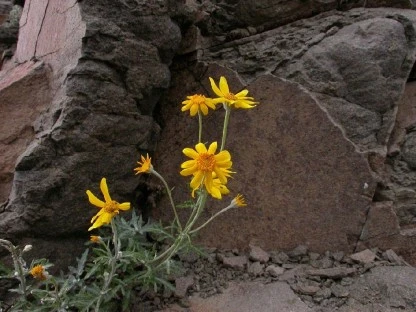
[[154, 8, 416, 259], [154, 69, 375, 253], [0, 0, 181, 266]]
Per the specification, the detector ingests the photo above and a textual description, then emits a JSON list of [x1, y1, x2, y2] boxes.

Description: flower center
[[197, 153, 215, 171], [191, 94, 206, 105], [224, 92, 237, 101], [103, 201, 119, 214]]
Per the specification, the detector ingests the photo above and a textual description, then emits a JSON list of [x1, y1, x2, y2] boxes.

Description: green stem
[[151, 169, 182, 232], [220, 104, 231, 151], [185, 190, 208, 232], [198, 110, 203, 143], [190, 204, 233, 234], [150, 190, 208, 268], [95, 220, 119, 311], [0, 239, 27, 298]]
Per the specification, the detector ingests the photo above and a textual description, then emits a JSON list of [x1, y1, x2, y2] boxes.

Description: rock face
[[2, 0, 416, 265], [155, 7, 416, 260], [155, 71, 375, 253], [0, 0, 180, 265]]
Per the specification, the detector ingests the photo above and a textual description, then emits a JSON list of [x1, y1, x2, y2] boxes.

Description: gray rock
[[221, 256, 248, 271], [175, 276, 194, 298], [349, 249, 377, 264], [249, 245, 270, 263], [347, 266, 416, 310], [185, 281, 314, 312], [271, 251, 290, 264], [288, 245, 309, 258], [382, 249, 408, 265], [330, 284, 350, 298], [295, 284, 321, 295], [247, 261, 264, 276], [265, 265, 285, 277], [307, 267, 357, 279]]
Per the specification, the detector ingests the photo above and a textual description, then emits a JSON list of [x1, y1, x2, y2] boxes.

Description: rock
[[174, 276, 194, 298], [295, 284, 321, 296], [0, 61, 50, 204], [360, 202, 400, 241], [288, 245, 309, 258], [221, 255, 248, 271], [270, 251, 289, 264], [0, 0, 179, 248], [155, 70, 375, 254], [330, 284, 350, 298], [347, 266, 416, 310], [306, 267, 357, 279], [332, 251, 345, 262], [235, 0, 337, 28], [349, 249, 377, 264], [249, 245, 270, 263], [382, 249, 409, 266], [247, 261, 264, 276], [314, 287, 332, 301], [265, 265, 285, 277], [183, 281, 314, 312]]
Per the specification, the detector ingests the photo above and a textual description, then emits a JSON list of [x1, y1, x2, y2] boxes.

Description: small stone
[[271, 251, 289, 264], [349, 249, 376, 264], [247, 26, 257, 35], [306, 267, 357, 279], [249, 245, 270, 263], [309, 252, 320, 261], [314, 287, 332, 300], [382, 249, 406, 265], [265, 265, 285, 277], [332, 251, 345, 262], [317, 256, 334, 269], [247, 261, 264, 276], [330, 284, 349, 298], [174, 276, 194, 298], [178, 250, 200, 263], [296, 284, 321, 295], [221, 255, 248, 270], [288, 245, 309, 258]]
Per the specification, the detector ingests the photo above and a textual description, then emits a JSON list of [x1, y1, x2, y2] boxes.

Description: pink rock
[[0, 61, 50, 203]]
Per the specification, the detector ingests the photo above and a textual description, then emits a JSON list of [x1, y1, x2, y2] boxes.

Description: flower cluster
[[180, 76, 257, 199]]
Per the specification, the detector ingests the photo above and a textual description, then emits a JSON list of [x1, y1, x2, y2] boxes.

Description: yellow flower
[[180, 142, 233, 198], [87, 178, 131, 231], [192, 174, 230, 199], [134, 153, 153, 174], [231, 194, 247, 207], [182, 94, 217, 116], [30, 264, 48, 281], [90, 235, 101, 243], [209, 76, 257, 109]]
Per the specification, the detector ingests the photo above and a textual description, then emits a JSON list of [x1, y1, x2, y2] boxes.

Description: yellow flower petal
[[219, 76, 229, 94], [195, 142, 207, 154], [118, 202, 130, 210], [183, 148, 199, 159], [190, 171, 204, 190], [86, 190, 105, 208], [209, 77, 224, 97], [235, 89, 249, 97], [207, 141, 218, 154], [100, 178, 112, 202]]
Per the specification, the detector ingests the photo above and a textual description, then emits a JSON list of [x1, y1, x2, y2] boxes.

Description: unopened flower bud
[[23, 245, 33, 253]]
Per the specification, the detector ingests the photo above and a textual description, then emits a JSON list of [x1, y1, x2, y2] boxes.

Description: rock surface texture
[[155, 5, 416, 262], [0, 0, 180, 265], [1, 0, 416, 266]]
